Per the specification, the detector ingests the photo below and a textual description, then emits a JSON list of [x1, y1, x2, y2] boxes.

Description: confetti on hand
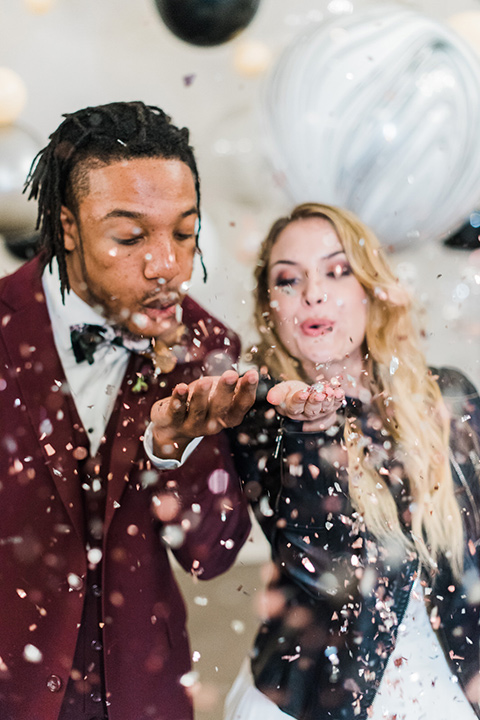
[[266, 378, 345, 432]]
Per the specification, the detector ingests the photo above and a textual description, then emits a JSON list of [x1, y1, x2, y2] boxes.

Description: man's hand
[[267, 379, 345, 432], [150, 369, 259, 460]]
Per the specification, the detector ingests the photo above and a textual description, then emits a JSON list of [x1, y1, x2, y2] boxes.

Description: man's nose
[[143, 238, 179, 282]]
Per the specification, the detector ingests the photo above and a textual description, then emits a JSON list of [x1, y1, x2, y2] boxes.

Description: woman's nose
[[303, 277, 325, 306]]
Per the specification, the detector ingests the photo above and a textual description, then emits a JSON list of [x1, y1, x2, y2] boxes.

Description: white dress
[[224, 578, 477, 720]]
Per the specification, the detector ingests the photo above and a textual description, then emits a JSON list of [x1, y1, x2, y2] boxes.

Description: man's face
[[61, 156, 198, 340]]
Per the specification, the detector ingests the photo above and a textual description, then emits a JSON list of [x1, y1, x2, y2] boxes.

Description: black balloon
[[4, 232, 40, 261], [153, 0, 261, 47], [444, 214, 480, 250]]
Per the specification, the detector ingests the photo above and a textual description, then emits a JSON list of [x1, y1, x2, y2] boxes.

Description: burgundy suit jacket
[[0, 257, 251, 720]]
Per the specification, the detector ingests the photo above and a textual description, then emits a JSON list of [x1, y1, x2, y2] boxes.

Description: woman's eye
[[327, 263, 352, 278], [275, 277, 299, 295], [275, 277, 297, 287]]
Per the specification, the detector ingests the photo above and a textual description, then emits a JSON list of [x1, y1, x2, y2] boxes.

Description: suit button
[[46, 674, 63, 692]]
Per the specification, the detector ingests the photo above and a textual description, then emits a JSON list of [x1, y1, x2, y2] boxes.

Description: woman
[[225, 203, 480, 719]]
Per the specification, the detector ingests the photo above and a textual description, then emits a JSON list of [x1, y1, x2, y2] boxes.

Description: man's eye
[[114, 236, 143, 246]]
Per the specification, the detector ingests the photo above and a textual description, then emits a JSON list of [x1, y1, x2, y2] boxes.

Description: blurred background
[[1, 0, 480, 716]]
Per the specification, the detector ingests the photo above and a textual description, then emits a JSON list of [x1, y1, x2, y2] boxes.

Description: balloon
[[0, 124, 42, 248], [262, 4, 480, 248], [153, 0, 261, 47], [24, 0, 55, 13], [233, 39, 272, 77], [444, 212, 480, 250], [0, 68, 27, 126]]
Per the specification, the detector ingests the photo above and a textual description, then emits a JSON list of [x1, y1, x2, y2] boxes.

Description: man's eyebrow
[[181, 207, 198, 219], [270, 250, 345, 269], [103, 209, 143, 221], [102, 207, 199, 221]]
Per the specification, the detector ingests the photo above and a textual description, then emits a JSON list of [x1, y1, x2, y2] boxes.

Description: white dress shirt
[[42, 260, 201, 464]]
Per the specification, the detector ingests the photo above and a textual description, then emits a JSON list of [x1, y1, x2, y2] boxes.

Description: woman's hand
[[266, 379, 345, 432]]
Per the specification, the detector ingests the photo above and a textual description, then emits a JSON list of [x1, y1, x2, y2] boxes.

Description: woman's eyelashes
[[327, 262, 352, 279], [274, 275, 300, 295], [274, 264, 352, 291]]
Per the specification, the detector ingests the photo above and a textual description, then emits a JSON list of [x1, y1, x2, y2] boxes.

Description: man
[[0, 101, 258, 720]]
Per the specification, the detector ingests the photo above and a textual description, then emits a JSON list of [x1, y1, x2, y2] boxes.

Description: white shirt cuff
[[143, 421, 204, 469]]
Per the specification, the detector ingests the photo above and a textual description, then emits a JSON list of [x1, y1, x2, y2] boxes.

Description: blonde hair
[[253, 202, 463, 577]]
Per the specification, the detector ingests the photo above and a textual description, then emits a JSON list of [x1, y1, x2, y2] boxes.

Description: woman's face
[[267, 217, 368, 380]]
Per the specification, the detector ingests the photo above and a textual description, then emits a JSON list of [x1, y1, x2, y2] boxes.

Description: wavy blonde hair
[[253, 202, 463, 577]]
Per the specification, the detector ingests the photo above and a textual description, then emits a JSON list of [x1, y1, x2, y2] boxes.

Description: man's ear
[[60, 206, 79, 252]]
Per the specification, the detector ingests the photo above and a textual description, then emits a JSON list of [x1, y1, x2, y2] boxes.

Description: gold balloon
[[24, 0, 55, 14], [233, 39, 272, 77], [0, 68, 27, 127]]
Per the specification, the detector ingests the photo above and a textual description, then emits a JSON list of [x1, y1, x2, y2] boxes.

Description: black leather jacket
[[229, 367, 480, 720]]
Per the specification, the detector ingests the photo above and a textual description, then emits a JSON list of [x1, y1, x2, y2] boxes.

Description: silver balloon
[[262, 4, 480, 247], [0, 124, 42, 242]]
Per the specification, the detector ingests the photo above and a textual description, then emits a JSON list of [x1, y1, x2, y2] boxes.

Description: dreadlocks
[[24, 101, 205, 299]]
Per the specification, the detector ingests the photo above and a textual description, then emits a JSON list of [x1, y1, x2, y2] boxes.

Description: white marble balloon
[[262, 4, 480, 247]]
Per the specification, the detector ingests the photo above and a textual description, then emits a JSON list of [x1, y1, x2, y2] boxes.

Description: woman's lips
[[300, 318, 335, 337]]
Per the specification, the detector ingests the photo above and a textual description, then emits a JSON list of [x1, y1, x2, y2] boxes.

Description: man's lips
[[142, 300, 179, 321], [299, 318, 335, 337]]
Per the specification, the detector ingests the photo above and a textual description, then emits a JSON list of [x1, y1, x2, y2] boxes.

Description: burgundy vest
[[58, 354, 148, 720]]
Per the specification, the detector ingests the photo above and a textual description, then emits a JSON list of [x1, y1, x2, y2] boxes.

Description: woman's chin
[[296, 351, 354, 377], [296, 350, 335, 369]]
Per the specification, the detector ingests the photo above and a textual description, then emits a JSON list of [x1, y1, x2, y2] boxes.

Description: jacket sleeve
[[152, 429, 251, 580], [433, 365, 480, 443], [434, 366, 480, 543]]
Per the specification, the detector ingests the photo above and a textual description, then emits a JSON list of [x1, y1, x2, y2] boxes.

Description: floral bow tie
[[70, 323, 152, 365], [70, 322, 186, 375]]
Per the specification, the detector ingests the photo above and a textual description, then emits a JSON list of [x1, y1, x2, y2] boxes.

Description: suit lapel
[[1, 260, 84, 542], [102, 353, 196, 536], [102, 354, 160, 535]]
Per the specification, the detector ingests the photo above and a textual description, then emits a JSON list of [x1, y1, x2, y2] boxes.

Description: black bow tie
[[70, 323, 152, 365]]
